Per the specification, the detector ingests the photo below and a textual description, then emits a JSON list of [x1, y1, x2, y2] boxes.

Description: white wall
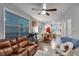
[[71, 6, 79, 38], [0, 3, 37, 39], [62, 4, 79, 38]]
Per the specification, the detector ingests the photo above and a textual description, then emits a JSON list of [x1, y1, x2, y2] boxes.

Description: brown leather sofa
[[17, 37, 38, 56], [0, 40, 13, 56], [10, 38, 28, 56], [0, 37, 38, 56]]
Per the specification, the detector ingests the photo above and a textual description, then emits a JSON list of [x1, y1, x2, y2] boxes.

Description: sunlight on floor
[[51, 40, 56, 49], [43, 46, 48, 51]]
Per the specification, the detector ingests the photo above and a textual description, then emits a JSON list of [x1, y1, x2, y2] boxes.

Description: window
[[38, 22, 45, 33], [19, 17, 29, 36], [52, 24, 61, 35], [5, 10, 29, 39]]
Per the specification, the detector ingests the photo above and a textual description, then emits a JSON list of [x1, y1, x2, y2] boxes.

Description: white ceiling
[[13, 3, 77, 23]]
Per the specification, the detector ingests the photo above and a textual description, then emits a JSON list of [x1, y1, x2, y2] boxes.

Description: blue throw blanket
[[61, 37, 79, 48]]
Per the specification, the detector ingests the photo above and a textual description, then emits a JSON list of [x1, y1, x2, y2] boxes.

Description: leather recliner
[[0, 40, 13, 56], [0, 39, 28, 56], [17, 37, 38, 56], [10, 39, 28, 56], [0, 36, 38, 56]]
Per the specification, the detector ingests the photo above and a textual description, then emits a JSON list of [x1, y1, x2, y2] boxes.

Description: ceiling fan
[[32, 3, 57, 16]]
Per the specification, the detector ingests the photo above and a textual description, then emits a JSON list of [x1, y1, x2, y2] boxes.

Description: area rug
[[34, 46, 59, 56]]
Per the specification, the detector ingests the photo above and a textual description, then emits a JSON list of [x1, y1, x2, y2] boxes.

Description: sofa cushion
[[19, 41, 28, 48], [12, 45, 19, 53], [17, 37, 27, 43], [10, 39, 19, 54], [2, 47, 13, 56], [0, 50, 4, 56], [0, 40, 11, 49], [10, 39, 17, 46]]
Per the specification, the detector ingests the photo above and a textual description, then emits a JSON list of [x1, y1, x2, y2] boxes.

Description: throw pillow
[[60, 42, 73, 52]]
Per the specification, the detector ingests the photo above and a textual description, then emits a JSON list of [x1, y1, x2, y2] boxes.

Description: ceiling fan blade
[[46, 13, 50, 16], [46, 8, 57, 11], [38, 12, 41, 14], [32, 8, 41, 10]]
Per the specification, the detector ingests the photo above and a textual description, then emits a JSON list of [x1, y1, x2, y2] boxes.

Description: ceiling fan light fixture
[[41, 10, 46, 14]]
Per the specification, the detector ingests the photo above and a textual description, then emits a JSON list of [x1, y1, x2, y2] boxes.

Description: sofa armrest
[[18, 48, 26, 53], [28, 42, 36, 45]]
